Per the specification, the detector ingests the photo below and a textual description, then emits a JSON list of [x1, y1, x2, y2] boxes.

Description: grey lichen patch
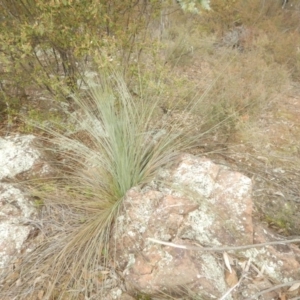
[[201, 253, 232, 299], [0, 183, 36, 218], [179, 205, 221, 246], [242, 248, 293, 283], [0, 135, 39, 180], [124, 253, 136, 275], [116, 189, 155, 233], [0, 223, 32, 269], [172, 160, 217, 198], [0, 183, 37, 270], [158, 250, 174, 267], [131, 198, 153, 222], [216, 172, 251, 200]]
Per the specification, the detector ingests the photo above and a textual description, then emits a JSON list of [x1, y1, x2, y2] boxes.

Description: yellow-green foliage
[[0, 0, 167, 118]]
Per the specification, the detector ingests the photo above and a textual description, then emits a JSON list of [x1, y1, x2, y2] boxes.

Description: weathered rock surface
[[0, 135, 50, 273], [110, 153, 300, 299], [0, 183, 36, 272], [1, 135, 38, 180]]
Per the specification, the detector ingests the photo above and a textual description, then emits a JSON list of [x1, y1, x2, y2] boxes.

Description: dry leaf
[[223, 252, 232, 273], [288, 281, 300, 292], [225, 269, 238, 287], [274, 191, 284, 197], [37, 290, 44, 300], [16, 278, 22, 287]]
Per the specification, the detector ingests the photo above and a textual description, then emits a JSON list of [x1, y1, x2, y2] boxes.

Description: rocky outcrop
[[1, 135, 299, 299], [110, 154, 300, 299]]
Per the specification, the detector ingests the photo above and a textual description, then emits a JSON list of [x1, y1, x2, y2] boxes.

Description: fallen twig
[[245, 280, 300, 300], [147, 237, 300, 252]]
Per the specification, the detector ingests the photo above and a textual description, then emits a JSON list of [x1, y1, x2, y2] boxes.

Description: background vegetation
[[1, 0, 300, 299]]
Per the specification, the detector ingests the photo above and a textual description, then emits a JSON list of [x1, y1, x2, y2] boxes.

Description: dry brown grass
[[155, 0, 300, 237]]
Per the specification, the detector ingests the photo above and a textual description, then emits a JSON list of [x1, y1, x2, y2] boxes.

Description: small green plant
[[32, 197, 44, 208]]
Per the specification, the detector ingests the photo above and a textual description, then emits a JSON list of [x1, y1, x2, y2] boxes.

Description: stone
[[110, 153, 253, 299], [0, 135, 54, 180], [110, 153, 300, 299], [0, 183, 36, 273], [0, 135, 51, 273], [0, 135, 39, 180]]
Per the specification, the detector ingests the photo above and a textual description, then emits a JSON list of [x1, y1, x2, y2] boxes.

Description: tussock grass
[[0, 72, 214, 299]]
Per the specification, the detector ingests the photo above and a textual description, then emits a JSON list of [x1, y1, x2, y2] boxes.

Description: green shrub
[[0, 0, 166, 120]]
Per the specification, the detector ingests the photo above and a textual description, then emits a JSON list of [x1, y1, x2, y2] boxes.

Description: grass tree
[[1, 71, 213, 299]]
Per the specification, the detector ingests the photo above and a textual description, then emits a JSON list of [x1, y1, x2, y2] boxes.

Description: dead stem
[[147, 237, 300, 252]]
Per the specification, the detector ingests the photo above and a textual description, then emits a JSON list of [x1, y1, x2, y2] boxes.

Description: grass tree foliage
[[0, 71, 211, 299]]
